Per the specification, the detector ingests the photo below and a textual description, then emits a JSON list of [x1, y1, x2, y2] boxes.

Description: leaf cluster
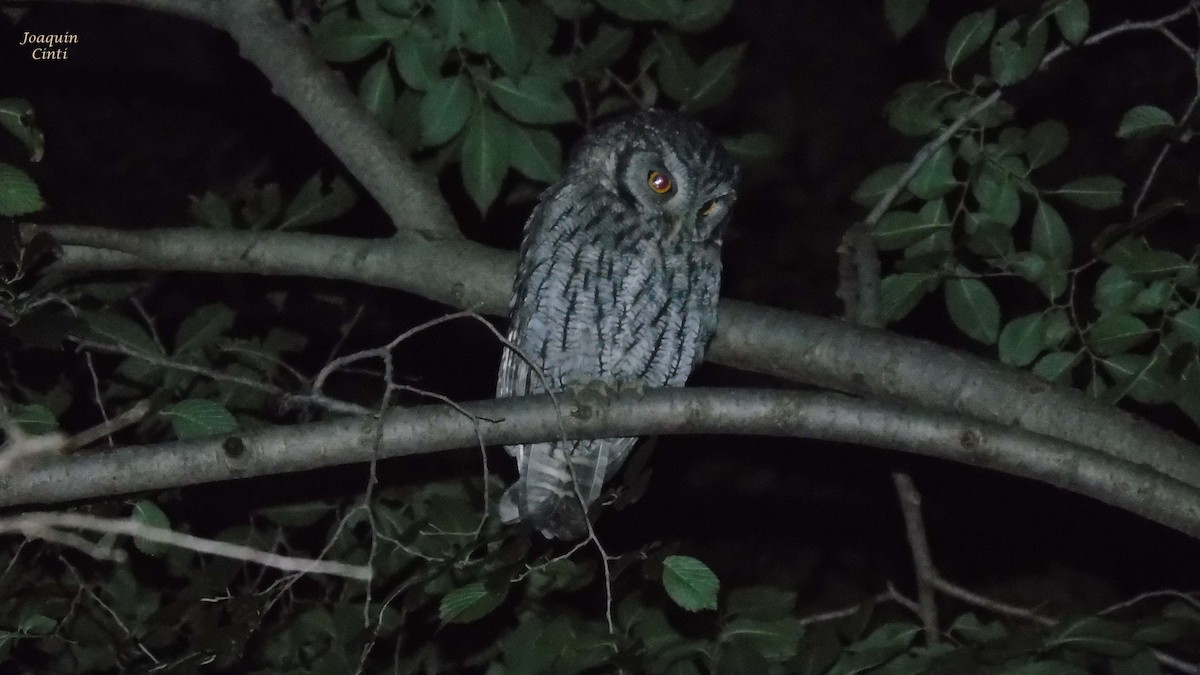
[[310, 0, 745, 211], [861, 0, 1200, 427]]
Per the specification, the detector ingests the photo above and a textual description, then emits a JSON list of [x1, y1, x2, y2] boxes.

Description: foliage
[[0, 0, 1197, 673], [861, 0, 1200, 428], [309, 0, 749, 212]]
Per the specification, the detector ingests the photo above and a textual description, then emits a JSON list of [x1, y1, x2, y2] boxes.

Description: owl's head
[[568, 109, 740, 245]]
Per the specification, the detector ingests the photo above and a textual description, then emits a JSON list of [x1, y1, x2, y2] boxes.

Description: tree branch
[[4, 388, 1200, 542], [28, 223, 1200, 492]]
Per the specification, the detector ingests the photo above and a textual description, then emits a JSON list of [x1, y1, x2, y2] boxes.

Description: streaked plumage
[[497, 110, 739, 539]]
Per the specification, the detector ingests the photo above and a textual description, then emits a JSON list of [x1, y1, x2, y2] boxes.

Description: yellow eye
[[699, 200, 717, 217], [647, 170, 673, 194]]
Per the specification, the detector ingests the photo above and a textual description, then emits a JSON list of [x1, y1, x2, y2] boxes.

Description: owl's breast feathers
[[496, 110, 734, 539]]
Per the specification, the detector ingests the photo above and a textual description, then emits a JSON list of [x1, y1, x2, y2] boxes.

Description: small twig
[[3, 512, 371, 581], [1041, 2, 1200, 69], [798, 591, 893, 626], [893, 473, 940, 642], [63, 399, 153, 453], [62, 557, 161, 664], [1099, 589, 1200, 615], [84, 352, 112, 446], [78, 338, 372, 416], [930, 577, 1054, 627]]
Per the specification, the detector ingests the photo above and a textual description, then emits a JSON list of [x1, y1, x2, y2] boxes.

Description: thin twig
[[3, 512, 371, 581], [893, 473, 940, 642]]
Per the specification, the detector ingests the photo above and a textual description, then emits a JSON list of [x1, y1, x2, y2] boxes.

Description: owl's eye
[[647, 170, 673, 194], [698, 199, 717, 217]]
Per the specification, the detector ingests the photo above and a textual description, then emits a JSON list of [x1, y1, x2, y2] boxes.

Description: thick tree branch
[[29, 223, 1200, 492], [3, 388, 1200, 542]]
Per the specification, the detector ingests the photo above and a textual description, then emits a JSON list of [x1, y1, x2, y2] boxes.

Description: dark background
[[1, 0, 1199, 621]]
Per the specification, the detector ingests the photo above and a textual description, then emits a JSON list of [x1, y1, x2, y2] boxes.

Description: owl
[[496, 110, 740, 540]]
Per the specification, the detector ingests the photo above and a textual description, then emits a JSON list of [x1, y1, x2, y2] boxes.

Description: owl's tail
[[498, 439, 616, 540]]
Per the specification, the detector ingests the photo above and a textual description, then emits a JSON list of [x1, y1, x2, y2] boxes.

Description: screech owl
[[496, 109, 740, 540]]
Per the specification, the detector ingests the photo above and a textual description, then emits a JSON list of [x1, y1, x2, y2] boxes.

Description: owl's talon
[[566, 380, 616, 420], [616, 380, 647, 399]]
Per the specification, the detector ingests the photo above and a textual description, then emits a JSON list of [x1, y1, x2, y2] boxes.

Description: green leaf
[[1043, 309, 1072, 347], [488, 76, 575, 124], [242, 183, 283, 229], [1171, 308, 1200, 345], [653, 34, 698, 105], [508, 123, 562, 183], [393, 31, 444, 90], [433, 0, 481, 43], [1117, 105, 1175, 140], [1010, 251, 1048, 283], [1095, 266, 1142, 313], [131, 500, 170, 556], [390, 89, 424, 150], [945, 278, 1001, 344], [0, 163, 44, 217], [1026, 119, 1069, 169], [721, 617, 803, 662], [188, 191, 233, 228], [726, 586, 798, 620], [1054, 0, 1090, 44], [476, 1, 534, 75], [461, 106, 510, 212], [1131, 279, 1172, 314], [685, 44, 745, 110], [877, 200, 950, 251], [674, 0, 735, 32], [11, 404, 57, 435], [312, 18, 388, 63], [998, 313, 1047, 366], [419, 75, 474, 145], [1103, 353, 1175, 405], [990, 19, 1048, 86], [945, 9, 995, 70], [0, 98, 45, 161], [544, 0, 591, 19], [439, 581, 507, 623], [175, 304, 235, 355], [852, 163, 910, 208], [596, 0, 681, 21], [884, 0, 929, 39], [662, 555, 719, 612], [1120, 248, 1192, 281], [1087, 313, 1153, 356], [721, 132, 782, 165], [880, 272, 939, 323], [574, 24, 632, 73], [162, 400, 237, 440], [964, 212, 1012, 257], [1033, 351, 1080, 383], [359, 58, 396, 124], [18, 614, 56, 636], [1039, 268, 1069, 302], [1054, 175, 1124, 209], [972, 162, 1019, 225], [82, 311, 162, 355], [1032, 200, 1072, 266], [279, 174, 356, 230], [359, 0, 409, 35], [884, 82, 951, 137], [908, 145, 956, 199], [1049, 616, 1137, 657]]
